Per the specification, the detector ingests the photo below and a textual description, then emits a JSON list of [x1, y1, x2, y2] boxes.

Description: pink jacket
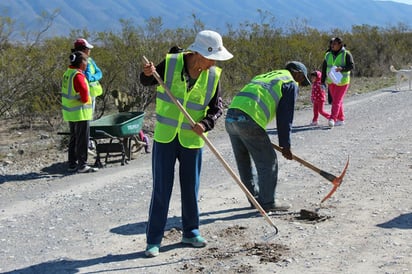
[[311, 70, 326, 103]]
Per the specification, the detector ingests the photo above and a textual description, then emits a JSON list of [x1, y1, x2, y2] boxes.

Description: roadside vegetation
[[0, 11, 410, 132]]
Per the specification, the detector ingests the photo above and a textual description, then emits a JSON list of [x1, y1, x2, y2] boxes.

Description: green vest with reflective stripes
[[229, 70, 295, 129], [88, 58, 103, 97], [61, 68, 93, 121], [325, 49, 350, 85], [154, 53, 221, 148]]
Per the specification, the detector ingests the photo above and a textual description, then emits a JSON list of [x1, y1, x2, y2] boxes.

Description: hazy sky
[[386, 0, 412, 4]]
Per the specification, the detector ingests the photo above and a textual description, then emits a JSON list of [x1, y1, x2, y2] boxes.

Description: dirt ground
[[1, 83, 412, 274]]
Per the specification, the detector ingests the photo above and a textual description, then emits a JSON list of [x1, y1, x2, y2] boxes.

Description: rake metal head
[[261, 230, 278, 242]]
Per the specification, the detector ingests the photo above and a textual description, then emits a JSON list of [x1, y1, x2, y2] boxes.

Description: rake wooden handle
[[143, 56, 279, 234]]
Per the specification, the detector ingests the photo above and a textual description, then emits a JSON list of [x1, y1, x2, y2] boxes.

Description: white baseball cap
[[188, 30, 233, 61], [74, 38, 94, 49]]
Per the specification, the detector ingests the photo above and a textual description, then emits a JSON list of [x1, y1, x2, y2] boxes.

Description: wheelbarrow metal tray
[[90, 111, 145, 137]]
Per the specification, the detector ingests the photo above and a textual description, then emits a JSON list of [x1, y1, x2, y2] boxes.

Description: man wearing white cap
[[140, 30, 233, 257], [225, 61, 311, 213], [73, 38, 104, 117], [73, 38, 103, 156]]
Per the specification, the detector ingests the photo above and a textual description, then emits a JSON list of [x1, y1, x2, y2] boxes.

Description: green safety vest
[[61, 68, 93, 121], [88, 58, 103, 97], [325, 49, 350, 85], [154, 53, 221, 148], [229, 70, 295, 129]]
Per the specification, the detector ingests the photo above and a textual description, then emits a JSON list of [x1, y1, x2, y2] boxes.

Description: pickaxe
[[271, 143, 349, 203], [143, 56, 279, 236]]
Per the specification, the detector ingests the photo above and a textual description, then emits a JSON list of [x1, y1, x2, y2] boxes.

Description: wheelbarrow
[[90, 111, 146, 167]]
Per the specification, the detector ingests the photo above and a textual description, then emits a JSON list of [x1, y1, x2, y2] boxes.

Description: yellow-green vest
[[229, 70, 295, 129], [325, 49, 350, 85], [154, 53, 221, 148], [88, 58, 103, 97], [61, 68, 93, 122]]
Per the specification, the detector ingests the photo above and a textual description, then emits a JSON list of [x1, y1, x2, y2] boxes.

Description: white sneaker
[[328, 119, 335, 127], [78, 165, 99, 173], [335, 120, 345, 126], [310, 121, 318, 126]]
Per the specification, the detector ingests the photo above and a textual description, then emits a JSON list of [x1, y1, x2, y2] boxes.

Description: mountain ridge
[[2, 0, 412, 38]]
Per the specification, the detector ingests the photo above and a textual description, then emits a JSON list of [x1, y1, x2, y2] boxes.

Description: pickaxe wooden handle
[[143, 56, 279, 235], [271, 142, 349, 203]]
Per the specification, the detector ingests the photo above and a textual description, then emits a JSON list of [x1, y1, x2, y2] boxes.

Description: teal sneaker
[[145, 244, 160, 257], [181, 235, 207, 248]]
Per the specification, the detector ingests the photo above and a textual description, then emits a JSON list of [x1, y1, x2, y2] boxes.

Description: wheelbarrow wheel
[[127, 135, 145, 160]]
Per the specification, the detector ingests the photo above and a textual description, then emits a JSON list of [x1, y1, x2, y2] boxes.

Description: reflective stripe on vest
[[325, 50, 350, 85], [156, 114, 193, 130], [157, 56, 217, 111], [61, 69, 93, 122], [61, 71, 81, 100], [154, 53, 221, 148], [229, 70, 294, 129]]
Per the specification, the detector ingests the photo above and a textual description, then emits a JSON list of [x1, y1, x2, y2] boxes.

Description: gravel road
[[1, 84, 411, 273]]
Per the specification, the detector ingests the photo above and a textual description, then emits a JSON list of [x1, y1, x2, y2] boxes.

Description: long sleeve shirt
[[276, 81, 298, 149], [139, 55, 223, 131], [69, 66, 90, 103], [84, 57, 102, 82], [311, 71, 326, 103]]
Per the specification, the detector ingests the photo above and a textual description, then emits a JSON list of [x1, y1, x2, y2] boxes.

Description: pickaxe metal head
[[320, 156, 349, 203]]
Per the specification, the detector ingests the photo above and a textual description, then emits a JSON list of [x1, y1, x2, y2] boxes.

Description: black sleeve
[[276, 82, 298, 149], [200, 81, 224, 132], [139, 59, 166, 86], [342, 51, 354, 72], [321, 59, 327, 84]]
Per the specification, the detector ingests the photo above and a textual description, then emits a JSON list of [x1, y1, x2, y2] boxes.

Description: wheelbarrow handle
[[95, 130, 115, 139]]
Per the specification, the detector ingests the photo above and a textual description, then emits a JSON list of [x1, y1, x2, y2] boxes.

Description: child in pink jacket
[[310, 70, 330, 126]]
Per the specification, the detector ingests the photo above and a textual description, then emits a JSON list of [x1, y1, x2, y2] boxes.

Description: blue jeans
[[146, 136, 202, 245], [225, 109, 278, 207]]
